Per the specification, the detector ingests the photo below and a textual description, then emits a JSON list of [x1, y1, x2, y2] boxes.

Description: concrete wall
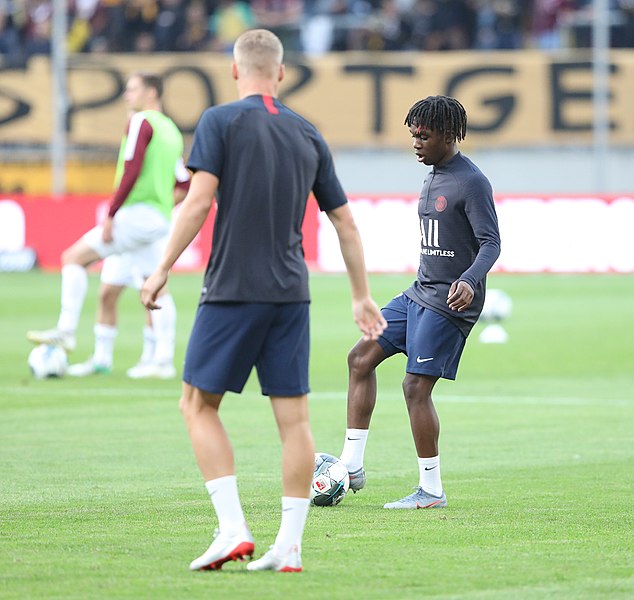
[[333, 147, 634, 195]]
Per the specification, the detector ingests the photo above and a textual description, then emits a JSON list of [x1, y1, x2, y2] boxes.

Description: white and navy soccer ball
[[28, 344, 68, 379], [310, 453, 350, 507], [480, 288, 513, 323]]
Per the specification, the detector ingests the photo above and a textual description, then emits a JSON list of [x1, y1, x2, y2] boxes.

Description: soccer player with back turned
[[141, 29, 386, 572], [339, 96, 501, 508]]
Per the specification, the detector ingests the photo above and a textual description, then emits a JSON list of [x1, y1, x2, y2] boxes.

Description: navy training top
[[187, 94, 348, 304], [404, 152, 501, 336]]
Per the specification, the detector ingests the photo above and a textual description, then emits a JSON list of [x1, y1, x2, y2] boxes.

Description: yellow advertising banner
[[1, 50, 633, 149]]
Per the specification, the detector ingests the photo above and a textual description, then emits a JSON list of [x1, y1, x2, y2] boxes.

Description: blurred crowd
[[2, 0, 634, 65]]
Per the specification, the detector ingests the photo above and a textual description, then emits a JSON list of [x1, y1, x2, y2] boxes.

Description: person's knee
[[179, 392, 196, 420], [179, 387, 219, 420], [60, 246, 78, 266], [402, 374, 434, 405], [61, 241, 96, 268], [99, 285, 120, 309], [347, 344, 376, 378]]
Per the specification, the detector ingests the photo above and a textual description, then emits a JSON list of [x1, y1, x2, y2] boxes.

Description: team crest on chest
[[435, 196, 447, 212]]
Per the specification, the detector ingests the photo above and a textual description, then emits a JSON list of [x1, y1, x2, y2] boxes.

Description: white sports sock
[[151, 294, 176, 365], [56, 264, 87, 333], [93, 323, 117, 368], [273, 496, 310, 555], [139, 325, 155, 365], [204, 475, 247, 534], [339, 428, 369, 471], [418, 455, 443, 497]]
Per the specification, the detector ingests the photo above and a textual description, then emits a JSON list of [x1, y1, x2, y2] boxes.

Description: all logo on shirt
[[435, 195, 447, 212], [419, 217, 455, 257]]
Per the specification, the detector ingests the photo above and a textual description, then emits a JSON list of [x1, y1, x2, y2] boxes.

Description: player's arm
[[104, 115, 153, 242], [173, 157, 191, 206], [141, 170, 217, 310], [326, 204, 387, 340], [448, 180, 501, 312]]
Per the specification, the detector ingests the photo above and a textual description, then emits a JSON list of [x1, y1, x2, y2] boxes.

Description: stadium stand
[[1, 0, 633, 66]]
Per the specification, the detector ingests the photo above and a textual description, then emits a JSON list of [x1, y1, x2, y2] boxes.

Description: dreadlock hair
[[404, 95, 467, 143]]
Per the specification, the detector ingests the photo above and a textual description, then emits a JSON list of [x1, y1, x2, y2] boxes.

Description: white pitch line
[[6, 386, 179, 398], [5, 387, 632, 407]]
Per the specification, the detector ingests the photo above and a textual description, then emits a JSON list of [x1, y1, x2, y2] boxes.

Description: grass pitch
[[1, 271, 633, 599]]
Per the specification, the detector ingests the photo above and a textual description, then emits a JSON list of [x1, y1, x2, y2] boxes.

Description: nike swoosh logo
[[424, 466, 437, 471], [416, 357, 434, 363], [347, 437, 360, 441]]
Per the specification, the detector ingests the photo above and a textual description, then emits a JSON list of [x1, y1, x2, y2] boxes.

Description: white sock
[[339, 428, 369, 471], [204, 475, 247, 534], [139, 325, 155, 365], [150, 294, 176, 365], [273, 496, 310, 555], [418, 455, 442, 497], [56, 264, 87, 333], [93, 323, 117, 368]]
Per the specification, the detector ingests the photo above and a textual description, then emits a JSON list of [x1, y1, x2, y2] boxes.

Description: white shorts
[[83, 204, 170, 287], [100, 252, 147, 289]]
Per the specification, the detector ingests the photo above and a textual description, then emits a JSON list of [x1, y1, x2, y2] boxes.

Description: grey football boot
[[347, 467, 366, 493], [383, 486, 447, 509]]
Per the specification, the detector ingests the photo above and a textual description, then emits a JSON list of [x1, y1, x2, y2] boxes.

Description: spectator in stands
[[251, 0, 304, 52], [7, 0, 634, 58], [24, 0, 52, 57], [208, 0, 254, 52], [155, 0, 188, 51], [175, 0, 210, 50], [407, 0, 440, 50], [97, 0, 128, 52], [0, 2, 24, 66], [365, 0, 411, 51], [619, 0, 634, 47], [124, 0, 159, 52], [529, 0, 575, 49], [473, 0, 525, 50], [67, 0, 100, 53]]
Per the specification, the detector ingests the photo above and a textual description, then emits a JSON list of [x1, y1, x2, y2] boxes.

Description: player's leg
[[68, 253, 131, 376], [26, 236, 102, 351], [127, 234, 177, 379], [145, 289, 177, 377], [126, 290, 177, 379], [67, 282, 125, 376], [246, 394, 311, 572], [383, 305, 465, 509], [248, 303, 310, 573], [182, 303, 268, 571], [340, 339, 387, 491], [339, 293, 406, 491], [183, 383, 254, 571], [126, 309, 156, 377]]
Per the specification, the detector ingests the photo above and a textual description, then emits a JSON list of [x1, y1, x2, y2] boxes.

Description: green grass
[[1, 271, 633, 599]]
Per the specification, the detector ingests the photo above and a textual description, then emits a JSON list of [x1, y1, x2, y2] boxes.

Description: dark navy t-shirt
[[188, 94, 347, 303], [404, 152, 501, 336]]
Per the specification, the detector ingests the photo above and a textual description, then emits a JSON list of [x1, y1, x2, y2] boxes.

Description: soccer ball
[[28, 344, 68, 379], [480, 288, 512, 322], [310, 453, 350, 507]]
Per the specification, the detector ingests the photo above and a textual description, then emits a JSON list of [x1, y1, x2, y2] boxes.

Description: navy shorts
[[377, 293, 466, 380], [183, 302, 310, 396]]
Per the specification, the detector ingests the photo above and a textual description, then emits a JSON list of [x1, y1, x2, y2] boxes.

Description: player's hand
[[141, 269, 169, 310], [102, 217, 114, 243], [447, 280, 474, 312], [353, 297, 387, 341]]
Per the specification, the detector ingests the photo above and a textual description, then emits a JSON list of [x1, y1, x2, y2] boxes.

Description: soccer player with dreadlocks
[[339, 95, 501, 509]]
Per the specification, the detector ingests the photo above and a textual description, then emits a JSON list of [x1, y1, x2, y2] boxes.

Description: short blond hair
[[233, 29, 284, 79]]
